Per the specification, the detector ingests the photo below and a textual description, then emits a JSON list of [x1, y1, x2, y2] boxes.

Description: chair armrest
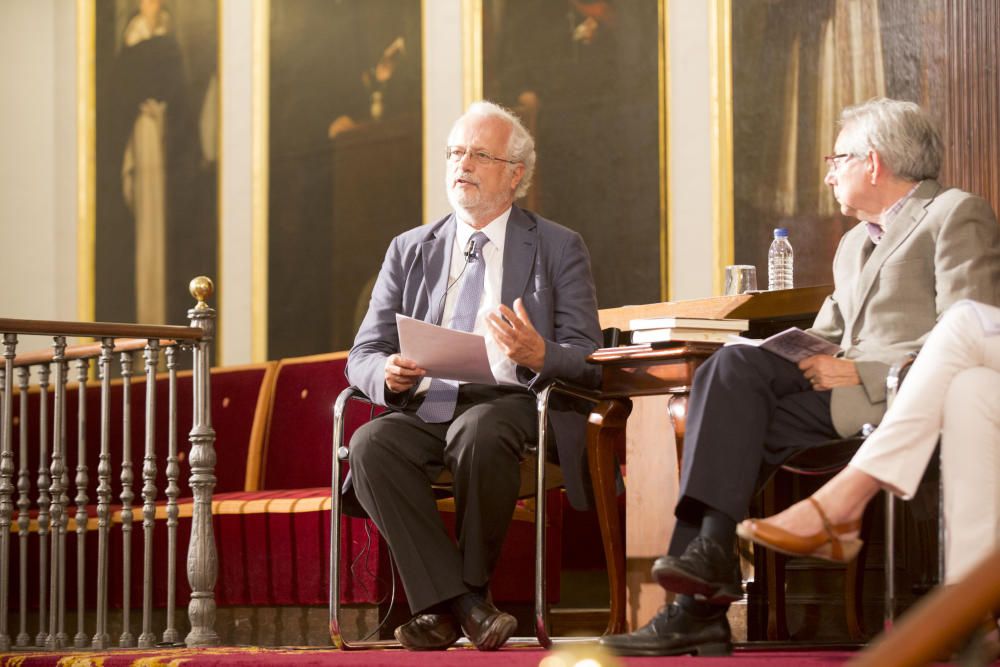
[[533, 378, 604, 457], [332, 386, 374, 461], [886, 352, 918, 409]]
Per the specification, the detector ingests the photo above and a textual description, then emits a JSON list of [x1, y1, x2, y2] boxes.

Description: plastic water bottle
[[767, 227, 794, 290]]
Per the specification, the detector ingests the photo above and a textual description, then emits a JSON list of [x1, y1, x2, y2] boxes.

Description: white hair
[[839, 98, 943, 181], [457, 100, 537, 200]]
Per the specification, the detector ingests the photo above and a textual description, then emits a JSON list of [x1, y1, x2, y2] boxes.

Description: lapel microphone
[[463, 238, 479, 262]]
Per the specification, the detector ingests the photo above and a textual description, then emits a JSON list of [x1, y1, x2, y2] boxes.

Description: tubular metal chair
[[760, 354, 917, 640], [328, 379, 603, 649]]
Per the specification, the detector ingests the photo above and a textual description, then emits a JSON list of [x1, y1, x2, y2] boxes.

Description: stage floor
[[0, 643, 868, 667]]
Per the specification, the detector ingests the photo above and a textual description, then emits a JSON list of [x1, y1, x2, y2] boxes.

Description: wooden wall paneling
[[943, 0, 1000, 213]]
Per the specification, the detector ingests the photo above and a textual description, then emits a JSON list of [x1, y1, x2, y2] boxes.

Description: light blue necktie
[[416, 231, 489, 423]]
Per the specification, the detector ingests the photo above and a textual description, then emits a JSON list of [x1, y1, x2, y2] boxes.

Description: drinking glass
[[724, 265, 758, 295]]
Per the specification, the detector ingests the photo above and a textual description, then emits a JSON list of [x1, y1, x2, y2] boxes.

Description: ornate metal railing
[[0, 277, 218, 650]]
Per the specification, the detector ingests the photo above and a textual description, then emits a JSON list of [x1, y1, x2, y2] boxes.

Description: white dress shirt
[[415, 208, 520, 394]]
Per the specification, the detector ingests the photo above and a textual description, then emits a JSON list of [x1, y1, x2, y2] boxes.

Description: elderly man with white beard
[[342, 101, 602, 651]]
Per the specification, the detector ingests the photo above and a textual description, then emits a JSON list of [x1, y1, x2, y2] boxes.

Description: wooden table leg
[[666, 392, 689, 475], [587, 397, 632, 636]]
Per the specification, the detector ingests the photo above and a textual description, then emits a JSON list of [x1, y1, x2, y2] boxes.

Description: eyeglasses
[[445, 146, 520, 166], [823, 153, 855, 170]]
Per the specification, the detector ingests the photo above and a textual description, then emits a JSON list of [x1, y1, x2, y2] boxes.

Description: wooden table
[[587, 286, 831, 634]]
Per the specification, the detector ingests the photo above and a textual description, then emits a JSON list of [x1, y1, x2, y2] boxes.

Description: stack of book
[[628, 316, 749, 344]]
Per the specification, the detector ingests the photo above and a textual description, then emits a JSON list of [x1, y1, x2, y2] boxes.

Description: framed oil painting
[[730, 0, 990, 288], [93, 0, 219, 326], [267, 0, 423, 359], [482, 0, 664, 309]]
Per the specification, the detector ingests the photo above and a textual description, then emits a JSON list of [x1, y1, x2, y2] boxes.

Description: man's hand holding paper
[[395, 314, 497, 384], [384, 353, 425, 393]]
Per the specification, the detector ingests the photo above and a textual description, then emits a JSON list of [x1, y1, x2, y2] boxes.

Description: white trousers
[[850, 301, 1000, 582]]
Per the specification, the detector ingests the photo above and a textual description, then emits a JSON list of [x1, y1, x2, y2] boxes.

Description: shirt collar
[[454, 207, 511, 255], [868, 182, 921, 244]]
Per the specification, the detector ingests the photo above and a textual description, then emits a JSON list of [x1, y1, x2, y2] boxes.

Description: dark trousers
[[348, 384, 536, 613], [670, 345, 838, 556]]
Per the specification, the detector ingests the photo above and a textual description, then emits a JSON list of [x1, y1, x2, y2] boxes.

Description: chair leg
[[329, 440, 347, 648], [937, 470, 945, 585], [534, 403, 550, 648], [762, 476, 789, 641], [845, 545, 865, 640], [534, 383, 570, 647], [884, 490, 895, 630], [329, 388, 397, 649]]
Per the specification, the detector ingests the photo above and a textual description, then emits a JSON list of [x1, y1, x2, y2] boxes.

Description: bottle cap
[[773, 227, 789, 237]]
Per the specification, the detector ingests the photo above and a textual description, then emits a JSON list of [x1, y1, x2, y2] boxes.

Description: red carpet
[[0, 645, 867, 666]]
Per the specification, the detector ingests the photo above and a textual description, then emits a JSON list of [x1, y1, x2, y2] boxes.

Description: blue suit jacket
[[346, 205, 603, 509]]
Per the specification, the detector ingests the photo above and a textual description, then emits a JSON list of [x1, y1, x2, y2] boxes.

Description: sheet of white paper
[[396, 314, 497, 385]]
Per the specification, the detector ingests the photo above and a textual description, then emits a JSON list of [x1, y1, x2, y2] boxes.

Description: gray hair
[[460, 100, 537, 200], [839, 98, 943, 181]]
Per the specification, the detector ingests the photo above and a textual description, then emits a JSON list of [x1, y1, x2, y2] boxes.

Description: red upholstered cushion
[[258, 353, 359, 491]]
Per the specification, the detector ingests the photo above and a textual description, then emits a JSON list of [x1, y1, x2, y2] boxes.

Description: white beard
[[447, 183, 480, 211], [446, 183, 512, 220]]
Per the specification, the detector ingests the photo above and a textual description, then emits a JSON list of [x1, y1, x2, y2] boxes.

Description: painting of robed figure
[[93, 0, 218, 326]]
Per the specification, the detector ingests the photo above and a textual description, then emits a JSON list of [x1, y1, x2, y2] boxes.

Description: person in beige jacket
[[602, 98, 1000, 657]]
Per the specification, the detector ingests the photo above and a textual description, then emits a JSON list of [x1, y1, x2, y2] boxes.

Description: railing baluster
[[35, 363, 51, 647], [119, 351, 135, 648], [56, 357, 69, 647], [46, 338, 66, 649], [163, 344, 180, 645], [73, 358, 90, 648], [185, 281, 219, 646], [0, 333, 18, 651], [92, 338, 114, 649], [15, 366, 30, 648], [138, 340, 159, 648]]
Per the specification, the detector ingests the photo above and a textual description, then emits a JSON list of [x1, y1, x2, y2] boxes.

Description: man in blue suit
[[345, 101, 602, 651]]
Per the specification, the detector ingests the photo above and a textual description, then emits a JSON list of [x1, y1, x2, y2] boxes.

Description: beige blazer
[[808, 179, 1000, 436]]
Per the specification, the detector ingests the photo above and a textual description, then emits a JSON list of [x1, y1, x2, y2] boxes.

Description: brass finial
[[189, 276, 215, 311]]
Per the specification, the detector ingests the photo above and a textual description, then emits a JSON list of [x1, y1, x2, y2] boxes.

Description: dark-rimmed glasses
[[446, 146, 520, 166], [824, 153, 855, 170]]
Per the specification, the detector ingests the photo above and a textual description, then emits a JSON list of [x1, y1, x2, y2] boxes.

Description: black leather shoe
[[651, 536, 743, 603], [456, 598, 517, 651], [598, 602, 732, 657], [394, 613, 461, 650]]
